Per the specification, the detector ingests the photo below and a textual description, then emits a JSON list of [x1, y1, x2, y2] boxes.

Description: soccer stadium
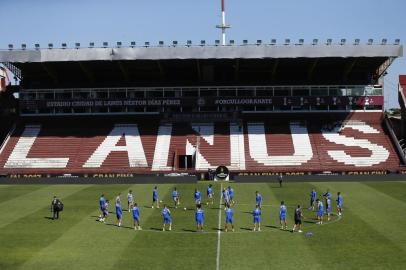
[[0, 1, 406, 269]]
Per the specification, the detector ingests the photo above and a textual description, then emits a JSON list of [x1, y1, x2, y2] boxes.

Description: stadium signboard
[[20, 96, 384, 110]]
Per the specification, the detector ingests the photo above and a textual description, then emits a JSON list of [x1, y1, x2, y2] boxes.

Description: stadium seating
[[0, 113, 401, 175]]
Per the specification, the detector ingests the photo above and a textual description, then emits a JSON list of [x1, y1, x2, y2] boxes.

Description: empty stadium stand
[[0, 112, 402, 176]]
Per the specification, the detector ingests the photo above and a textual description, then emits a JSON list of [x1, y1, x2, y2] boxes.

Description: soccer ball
[[184, 207, 187, 211], [159, 200, 163, 203]]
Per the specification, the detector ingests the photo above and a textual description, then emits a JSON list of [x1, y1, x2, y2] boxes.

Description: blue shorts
[[153, 197, 158, 202], [164, 217, 171, 224], [279, 215, 286, 221], [116, 213, 122, 219], [326, 208, 331, 214], [195, 199, 201, 204], [337, 203, 342, 208], [317, 211, 323, 217], [229, 195, 234, 200], [254, 217, 261, 224], [226, 217, 233, 224], [133, 216, 140, 222], [196, 219, 204, 225]]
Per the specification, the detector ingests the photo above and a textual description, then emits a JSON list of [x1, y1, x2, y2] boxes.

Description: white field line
[[216, 183, 223, 270]]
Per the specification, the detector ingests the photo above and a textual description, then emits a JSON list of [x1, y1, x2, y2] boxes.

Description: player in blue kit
[[323, 189, 331, 207], [255, 191, 263, 209], [224, 204, 234, 232], [316, 199, 324, 225], [194, 189, 202, 205], [310, 189, 317, 210], [195, 204, 205, 232], [99, 194, 107, 222], [253, 204, 261, 232], [115, 193, 123, 227], [172, 187, 180, 208], [127, 190, 134, 213], [227, 186, 235, 205], [162, 205, 172, 231], [222, 188, 230, 209], [336, 192, 343, 216], [132, 203, 141, 230], [207, 184, 214, 205], [152, 186, 159, 209], [279, 201, 288, 230], [326, 197, 332, 221]]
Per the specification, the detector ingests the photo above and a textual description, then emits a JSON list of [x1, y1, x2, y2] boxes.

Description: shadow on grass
[[104, 223, 133, 230], [149, 227, 163, 231], [44, 216, 55, 220], [265, 225, 280, 229], [182, 228, 197, 232], [240, 227, 253, 231]]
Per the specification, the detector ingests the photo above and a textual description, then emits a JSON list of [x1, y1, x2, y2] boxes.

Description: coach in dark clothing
[[51, 196, 63, 220]]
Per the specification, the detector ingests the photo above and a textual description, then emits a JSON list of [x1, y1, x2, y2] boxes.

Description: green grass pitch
[[0, 181, 405, 270]]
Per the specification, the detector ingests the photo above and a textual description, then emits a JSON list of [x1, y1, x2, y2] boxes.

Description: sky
[[1, 0, 405, 108]]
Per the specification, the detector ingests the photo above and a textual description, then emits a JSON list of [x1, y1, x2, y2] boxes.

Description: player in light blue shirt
[[172, 187, 180, 208], [310, 189, 317, 210], [222, 188, 230, 209], [326, 198, 332, 221], [336, 192, 343, 216], [253, 205, 261, 232], [127, 190, 134, 213], [316, 199, 324, 225], [279, 201, 288, 230], [99, 194, 107, 222], [195, 204, 205, 232], [207, 184, 214, 205], [224, 204, 234, 232], [115, 193, 123, 227], [255, 191, 263, 209], [132, 203, 141, 230], [152, 186, 159, 209], [227, 186, 235, 205], [194, 189, 202, 205], [162, 205, 172, 231]]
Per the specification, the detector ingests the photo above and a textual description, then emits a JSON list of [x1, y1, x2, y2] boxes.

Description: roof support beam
[[196, 59, 201, 82], [156, 60, 165, 81], [41, 63, 58, 85], [78, 62, 94, 84], [307, 59, 319, 81], [117, 61, 129, 82], [343, 59, 357, 82], [271, 59, 279, 81], [234, 59, 240, 81]]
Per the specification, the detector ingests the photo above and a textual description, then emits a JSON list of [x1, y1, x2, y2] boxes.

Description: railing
[[20, 85, 383, 98], [384, 115, 406, 165]]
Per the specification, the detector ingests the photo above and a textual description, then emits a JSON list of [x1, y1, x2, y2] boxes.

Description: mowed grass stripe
[[0, 185, 88, 229], [364, 182, 406, 205], [314, 182, 406, 250], [0, 185, 96, 270], [220, 183, 323, 270], [0, 185, 44, 204], [16, 184, 139, 270], [306, 182, 406, 269], [113, 183, 219, 270]]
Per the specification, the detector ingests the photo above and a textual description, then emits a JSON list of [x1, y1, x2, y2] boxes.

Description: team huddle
[[98, 185, 343, 232]]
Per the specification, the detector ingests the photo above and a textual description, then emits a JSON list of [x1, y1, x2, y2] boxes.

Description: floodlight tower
[[216, 0, 231, 46]]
